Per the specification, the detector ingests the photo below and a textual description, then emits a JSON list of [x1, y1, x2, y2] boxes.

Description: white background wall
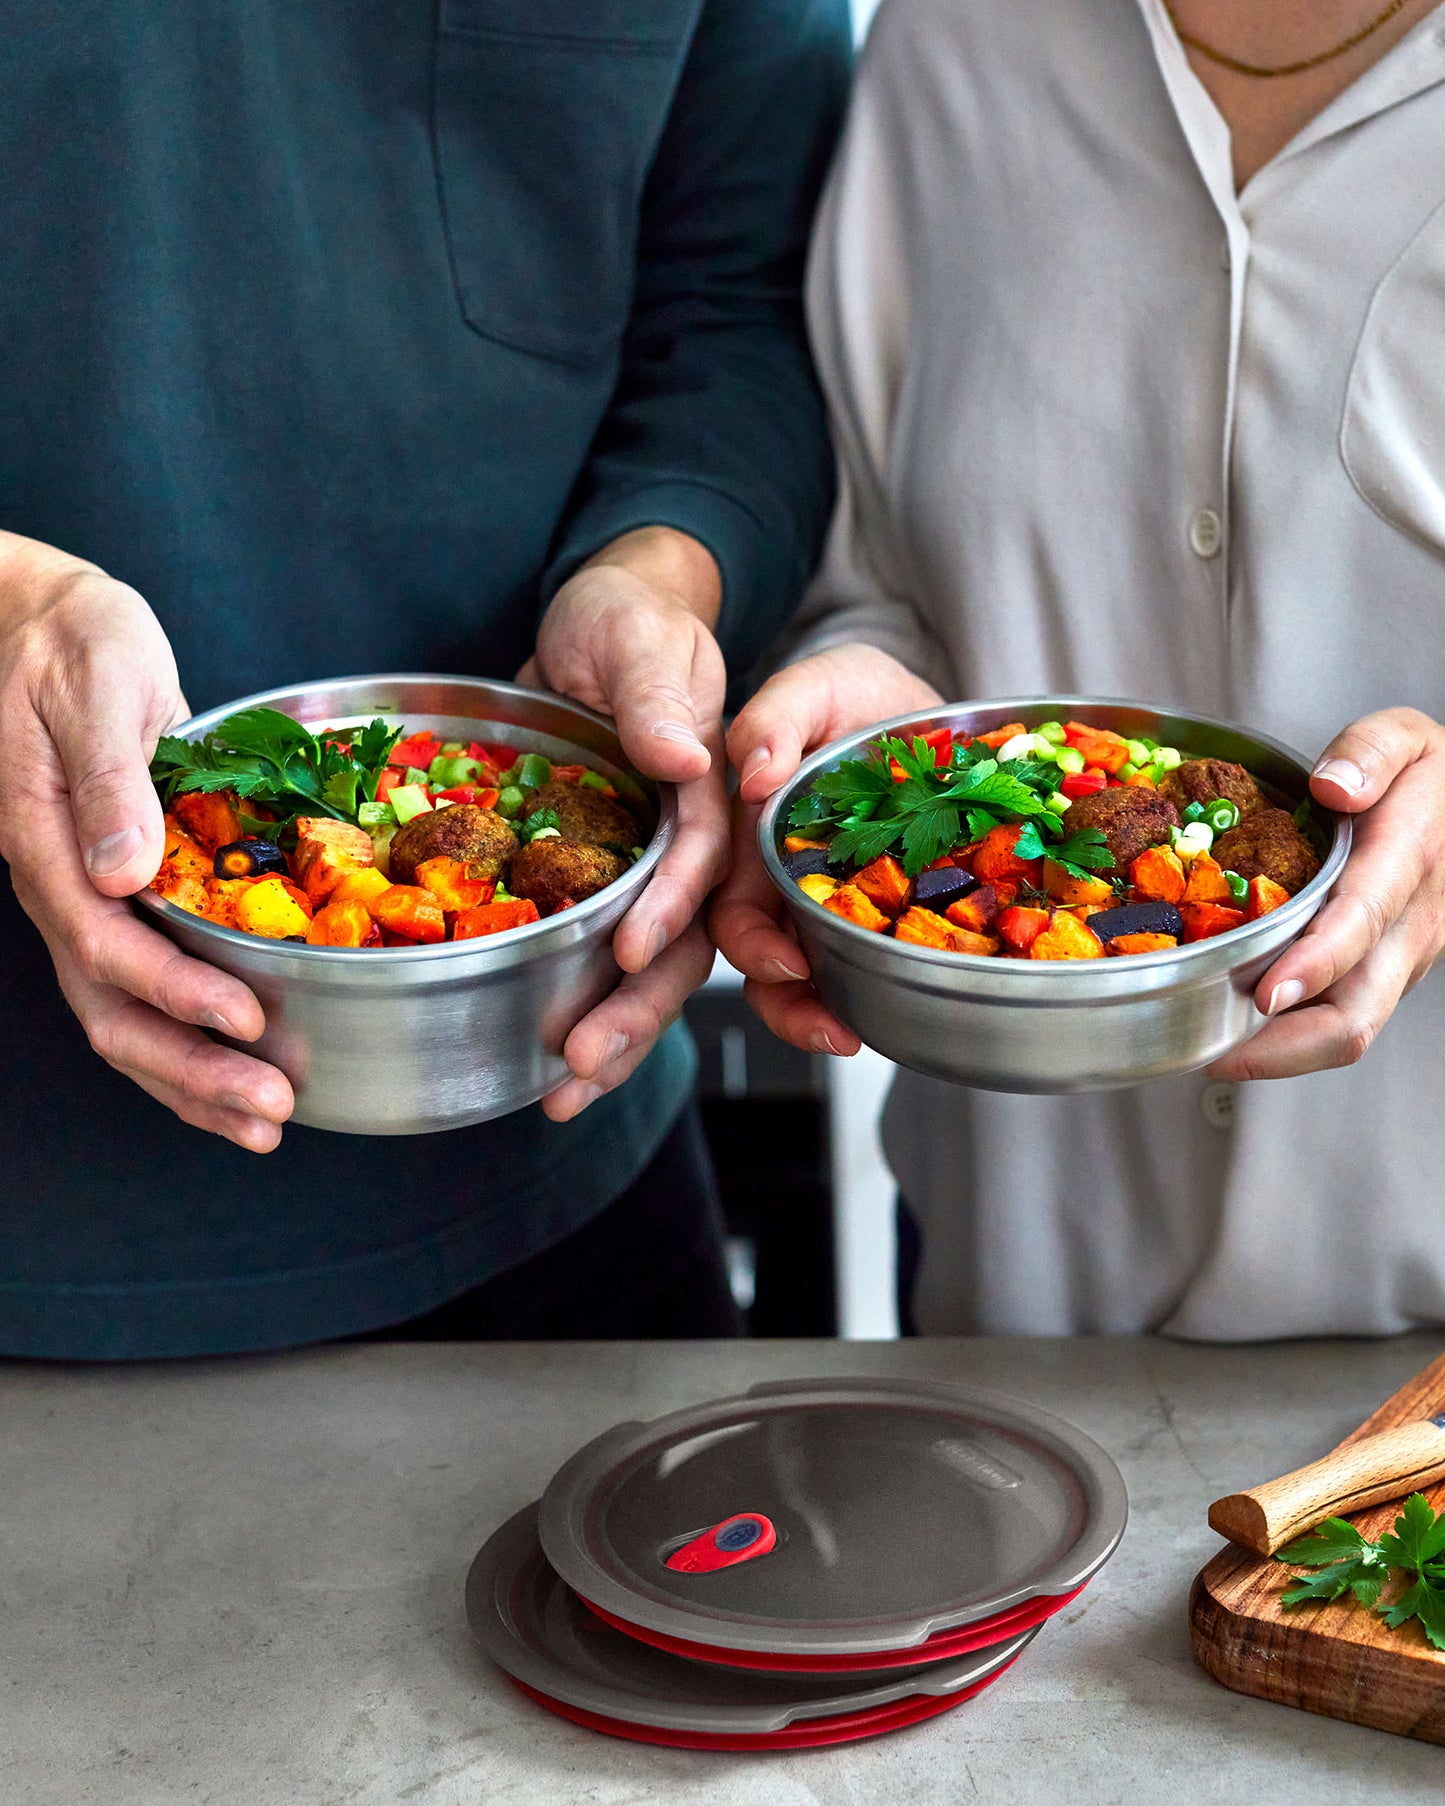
[[852, 0, 884, 41]]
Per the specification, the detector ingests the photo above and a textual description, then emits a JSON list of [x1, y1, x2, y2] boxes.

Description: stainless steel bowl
[[759, 697, 1351, 1093], [134, 675, 676, 1134]]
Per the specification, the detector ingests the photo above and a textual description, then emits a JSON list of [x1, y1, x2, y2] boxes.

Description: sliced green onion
[[578, 769, 612, 792], [1125, 739, 1151, 767], [507, 752, 552, 790], [495, 785, 526, 819], [1053, 745, 1086, 775], [1204, 798, 1240, 833], [1154, 746, 1183, 772], [1183, 801, 1207, 823], [1034, 720, 1067, 745], [1171, 821, 1213, 859], [1045, 790, 1071, 814], [358, 800, 394, 832], [1225, 870, 1248, 903]]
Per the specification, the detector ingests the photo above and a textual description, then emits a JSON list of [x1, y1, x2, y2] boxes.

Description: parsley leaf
[[1277, 1494, 1445, 1649]]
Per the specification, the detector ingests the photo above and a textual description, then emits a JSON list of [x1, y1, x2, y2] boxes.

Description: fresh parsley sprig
[[1013, 821, 1116, 880], [1278, 1493, 1445, 1649], [789, 733, 1104, 879], [150, 708, 403, 829]]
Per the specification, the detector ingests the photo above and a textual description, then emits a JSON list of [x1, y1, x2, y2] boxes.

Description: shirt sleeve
[[541, 0, 852, 671], [777, 53, 953, 694]]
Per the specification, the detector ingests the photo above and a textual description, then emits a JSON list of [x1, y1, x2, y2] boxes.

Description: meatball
[[1158, 758, 1264, 817], [529, 781, 641, 852], [1061, 787, 1180, 871], [388, 804, 518, 885], [1213, 807, 1321, 896], [508, 838, 629, 915]]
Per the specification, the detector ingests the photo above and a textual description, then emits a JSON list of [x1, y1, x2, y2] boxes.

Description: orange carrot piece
[[451, 898, 542, 940], [173, 789, 244, 854], [306, 898, 377, 947], [415, 855, 493, 913], [894, 907, 999, 955], [370, 884, 446, 944], [1107, 932, 1179, 955]]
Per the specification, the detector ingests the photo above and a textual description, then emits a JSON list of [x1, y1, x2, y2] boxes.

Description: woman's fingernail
[[597, 1030, 629, 1071], [653, 719, 704, 748], [741, 746, 772, 786], [1267, 979, 1306, 1016], [768, 956, 808, 981], [642, 922, 666, 966], [809, 1028, 843, 1055], [1312, 758, 1365, 795], [84, 825, 144, 878]]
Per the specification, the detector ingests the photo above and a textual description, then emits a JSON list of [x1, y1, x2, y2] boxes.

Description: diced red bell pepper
[[1060, 769, 1108, 799], [389, 733, 440, 770], [919, 726, 954, 760], [973, 722, 1027, 749], [550, 763, 588, 783], [1062, 722, 1132, 774], [436, 784, 479, 806], [375, 766, 406, 804], [478, 742, 519, 772]]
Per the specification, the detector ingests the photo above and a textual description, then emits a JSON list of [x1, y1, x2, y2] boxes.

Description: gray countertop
[[5, 1334, 1444, 1805]]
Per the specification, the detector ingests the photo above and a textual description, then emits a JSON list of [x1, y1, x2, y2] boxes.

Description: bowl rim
[[758, 694, 1351, 977], [134, 672, 677, 962]]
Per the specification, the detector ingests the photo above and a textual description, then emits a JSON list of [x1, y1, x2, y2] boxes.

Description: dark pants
[[896, 1196, 922, 1338], [355, 1103, 745, 1341]]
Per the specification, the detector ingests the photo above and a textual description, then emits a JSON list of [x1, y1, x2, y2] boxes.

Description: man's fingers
[[544, 922, 715, 1121], [124, 1067, 288, 1154], [613, 731, 729, 973], [1309, 706, 1435, 813], [606, 620, 724, 787], [741, 975, 860, 1057]]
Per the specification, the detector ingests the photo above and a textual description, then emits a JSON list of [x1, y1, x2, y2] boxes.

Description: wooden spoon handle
[[1208, 1417, 1445, 1556]]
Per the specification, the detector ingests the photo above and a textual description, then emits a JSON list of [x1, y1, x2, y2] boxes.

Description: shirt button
[[1200, 1081, 1236, 1129], [1189, 508, 1223, 558]]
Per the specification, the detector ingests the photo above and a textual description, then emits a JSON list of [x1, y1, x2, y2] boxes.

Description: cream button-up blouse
[[793, 0, 1445, 1337]]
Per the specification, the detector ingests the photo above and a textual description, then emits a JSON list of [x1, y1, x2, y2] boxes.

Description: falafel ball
[[529, 780, 640, 851], [1158, 757, 1264, 817], [508, 838, 629, 915], [1063, 787, 1181, 870], [1213, 806, 1321, 895], [388, 804, 518, 885]]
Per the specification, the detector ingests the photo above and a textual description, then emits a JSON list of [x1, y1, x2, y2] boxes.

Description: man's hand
[[0, 532, 292, 1150], [1210, 706, 1445, 1081], [710, 643, 943, 1054], [519, 528, 729, 1120]]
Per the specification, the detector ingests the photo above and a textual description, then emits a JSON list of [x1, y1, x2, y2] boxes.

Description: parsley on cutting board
[[1277, 1493, 1445, 1649], [788, 733, 1115, 880], [150, 708, 403, 827]]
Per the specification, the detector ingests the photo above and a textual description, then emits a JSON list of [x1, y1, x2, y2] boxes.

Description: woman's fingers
[[742, 975, 861, 1057], [1251, 748, 1442, 1016], [544, 920, 717, 1121], [709, 801, 813, 983], [1210, 910, 1423, 1082], [1309, 707, 1435, 813]]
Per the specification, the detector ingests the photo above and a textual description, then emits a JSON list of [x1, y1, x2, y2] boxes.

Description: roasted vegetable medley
[[782, 720, 1323, 960], [147, 710, 645, 946]]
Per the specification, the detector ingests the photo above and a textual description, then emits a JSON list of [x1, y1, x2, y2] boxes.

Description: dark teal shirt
[[0, 0, 849, 1357]]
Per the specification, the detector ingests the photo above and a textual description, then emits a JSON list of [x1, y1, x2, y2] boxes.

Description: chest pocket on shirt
[[432, 0, 694, 367], [1342, 196, 1445, 558]]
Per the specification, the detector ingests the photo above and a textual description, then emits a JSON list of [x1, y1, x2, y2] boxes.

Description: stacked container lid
[[466, 1376, 1127, 1750]]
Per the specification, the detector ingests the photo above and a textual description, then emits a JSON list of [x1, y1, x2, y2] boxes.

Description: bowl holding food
[[757, 698, 1350, 1093], [134, 675, 674, 1134]]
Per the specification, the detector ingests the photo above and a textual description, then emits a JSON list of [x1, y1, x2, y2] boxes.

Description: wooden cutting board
[[1189, 1350, 1445, 1742]]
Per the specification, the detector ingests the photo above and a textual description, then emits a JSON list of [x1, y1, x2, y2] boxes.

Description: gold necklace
[[1164, 0, 1410, 76]]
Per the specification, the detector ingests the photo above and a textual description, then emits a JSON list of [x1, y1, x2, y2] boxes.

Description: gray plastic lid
[[466, 1502, 1038, 1735], [538, 1377, 1127, 1657]]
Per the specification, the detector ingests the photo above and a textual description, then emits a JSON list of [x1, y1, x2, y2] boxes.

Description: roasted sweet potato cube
[[306, 898, 378, 946], [369, 884, 446, 944], [1029, 912, 1105, 960], [822, 884, 890, 933], [151, 818, 214, 913], [328, 867, 394, 910], [414, 855, 493, 913], [173, 789, 244, 853], [1129, 844, 1186, 904], [894, 907, 998, 955], [234, 875, 313, 940], [797, 873, 839, 905], [293, 817, 375, 905], [783, 834, 832, 853], [1042, 859, 1114, 907], [972, 824, 1044, 885], [945, 883, 1000, 933], [451, 898, 542, 940], [1182, 853, 1232, 904], [1106, 932, 1179, 955], [997, 904, 1051, 953], [1178, 902, 1246, 943], [853, 854, 911, 917], [1245, 874, 1292, 920], [202, 876, 253, 929]]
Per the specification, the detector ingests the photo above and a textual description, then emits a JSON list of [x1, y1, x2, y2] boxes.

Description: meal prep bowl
[[134, 675, 675, 1134], [758, 697, 1351, 1093]]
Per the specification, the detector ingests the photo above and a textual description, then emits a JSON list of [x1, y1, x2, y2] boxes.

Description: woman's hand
[[1210, 706, 1445, 1081], [0, 533, 293, 1150], [520, 528, 730, 1121], [710, 643, 943, 1055]]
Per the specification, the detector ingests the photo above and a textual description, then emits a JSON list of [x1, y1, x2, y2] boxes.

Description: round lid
[[538, 1377, 1127, 1657], [466, 1502, 1038, 1736]]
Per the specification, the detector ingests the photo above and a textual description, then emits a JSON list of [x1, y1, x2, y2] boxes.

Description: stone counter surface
[[5, 1334, 1444, 1805]]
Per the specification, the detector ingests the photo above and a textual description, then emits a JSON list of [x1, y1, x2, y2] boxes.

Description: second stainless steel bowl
[[134, 675, 676, 1135], [759, 698, 1350, 1093]]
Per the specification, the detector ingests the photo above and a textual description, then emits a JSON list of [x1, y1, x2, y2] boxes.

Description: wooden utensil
[[1191, 1349, 1445, 1745], [1208, 1413, 1445, 1556]]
